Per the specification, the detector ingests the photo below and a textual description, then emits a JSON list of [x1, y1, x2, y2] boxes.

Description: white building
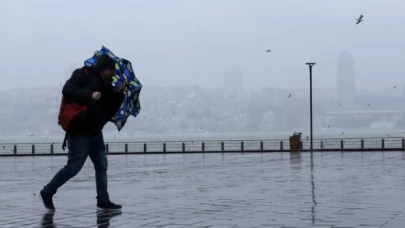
[[337, 51, 356, 106]]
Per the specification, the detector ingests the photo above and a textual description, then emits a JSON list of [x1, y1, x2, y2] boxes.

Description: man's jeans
[[43, 132, 109, 202]]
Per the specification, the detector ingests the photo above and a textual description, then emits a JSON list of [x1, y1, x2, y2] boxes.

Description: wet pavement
[[1, 151, 405, 228]]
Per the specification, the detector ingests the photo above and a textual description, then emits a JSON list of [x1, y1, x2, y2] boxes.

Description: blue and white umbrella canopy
[[84, 46, 142, 130]]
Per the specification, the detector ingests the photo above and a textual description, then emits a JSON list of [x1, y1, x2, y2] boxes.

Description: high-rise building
[[337, 51, 356, 106], [223, 65, 243, 98]]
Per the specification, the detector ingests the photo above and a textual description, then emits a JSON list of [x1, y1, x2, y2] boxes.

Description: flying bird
[[288, 93, 291, 98], [266, 49, 271, 52], [356, 15, 363, 24]]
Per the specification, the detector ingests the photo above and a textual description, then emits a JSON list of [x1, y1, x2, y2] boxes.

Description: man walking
[[39, 54, 125, 211]]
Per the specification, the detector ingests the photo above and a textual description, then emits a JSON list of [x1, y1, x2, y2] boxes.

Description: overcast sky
[[0, 0, 404, 92]]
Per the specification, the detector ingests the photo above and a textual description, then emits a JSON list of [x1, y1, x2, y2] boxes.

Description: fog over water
[[1, 0, 404, 143]]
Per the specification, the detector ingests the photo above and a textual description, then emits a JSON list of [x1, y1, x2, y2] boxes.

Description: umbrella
[[84, 46, 142, 130]]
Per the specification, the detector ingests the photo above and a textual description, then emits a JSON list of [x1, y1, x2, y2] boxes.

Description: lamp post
[[306, 63, 315, 152]]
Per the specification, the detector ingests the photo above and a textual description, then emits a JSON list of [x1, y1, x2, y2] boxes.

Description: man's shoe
[[97, 200, 122, 211], [39, 190, 55, 211]]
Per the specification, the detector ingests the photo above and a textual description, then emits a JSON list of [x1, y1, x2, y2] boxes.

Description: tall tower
[[223, 65, 243, 98], [337, 51, 355, 106]]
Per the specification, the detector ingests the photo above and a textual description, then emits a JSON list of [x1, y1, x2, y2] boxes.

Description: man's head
[[95, 54, 116, 81]]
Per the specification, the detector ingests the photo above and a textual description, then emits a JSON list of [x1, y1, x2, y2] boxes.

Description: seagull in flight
[[356, 15, 363, 25], [266, 49, 271, 52]]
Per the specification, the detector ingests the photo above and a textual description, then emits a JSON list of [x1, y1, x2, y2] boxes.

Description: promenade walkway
[[1, 152, 405, 227]]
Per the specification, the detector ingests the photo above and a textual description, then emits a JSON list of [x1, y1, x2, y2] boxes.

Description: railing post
[[381, 139, 385, 150], [402, 138, 405, 149], [125, 143, 128, 153], [32, 144, 35, 154], [241, 141, 244, 151], [202, 142, 205, 152], [260, 141, 263, 151], [163, 143, 166, 153], [105, 143, 109, 153], [300, 141, 303, 150], [320, 140, 324, 149], [182, 142, 185, 152], [221, 142, 224, 151], [144, 143, 147, 153], [50, 144, 54, 154], [13, 145, 17, 154], [280, 141, 283, 151], [340, 140, 344, 149], [361, 139, 364, 149]]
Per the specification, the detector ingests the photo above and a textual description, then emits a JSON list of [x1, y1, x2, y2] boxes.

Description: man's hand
[[117, 83, 126, 93], [92, 92, 101, 101]]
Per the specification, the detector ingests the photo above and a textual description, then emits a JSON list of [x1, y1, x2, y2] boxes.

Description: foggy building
[[223, 65, 243, 98], [337, 51, 356, 106]]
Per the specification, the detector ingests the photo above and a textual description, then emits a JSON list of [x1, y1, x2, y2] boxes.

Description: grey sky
[[0, 0, 404, 91]]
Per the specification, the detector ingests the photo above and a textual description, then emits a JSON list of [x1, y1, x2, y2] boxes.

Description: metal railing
[[1, 137, 405, 156]]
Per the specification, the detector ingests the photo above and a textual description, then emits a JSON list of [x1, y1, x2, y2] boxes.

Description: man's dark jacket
[[62, 67, 124, 134]]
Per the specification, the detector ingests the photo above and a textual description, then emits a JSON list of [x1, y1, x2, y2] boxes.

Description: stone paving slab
[[1, 152, 405, 227]]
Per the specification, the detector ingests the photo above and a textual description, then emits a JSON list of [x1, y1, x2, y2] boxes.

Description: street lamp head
[[306, 63, 316, 67]]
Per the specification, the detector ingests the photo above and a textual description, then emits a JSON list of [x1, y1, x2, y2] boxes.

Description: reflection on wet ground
[[1, 152, 405, 227]]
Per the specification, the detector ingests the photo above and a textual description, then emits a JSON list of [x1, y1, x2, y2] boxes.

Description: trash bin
[[289, 132, 302, 152]]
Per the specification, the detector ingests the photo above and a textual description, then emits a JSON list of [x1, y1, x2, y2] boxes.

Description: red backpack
[[58, 68, 89, 150]]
